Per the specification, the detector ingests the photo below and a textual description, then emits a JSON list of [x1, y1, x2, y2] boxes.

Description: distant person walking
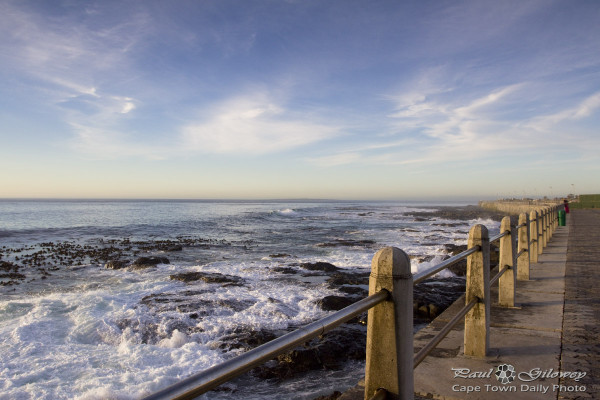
[[564, 199, 570, 213]]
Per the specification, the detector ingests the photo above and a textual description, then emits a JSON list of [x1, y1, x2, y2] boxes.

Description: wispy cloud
[[526, 92, 600, 129], [0, 2, 153, 158], [181, 94, 339, 154], [310, 78, 600, 168]]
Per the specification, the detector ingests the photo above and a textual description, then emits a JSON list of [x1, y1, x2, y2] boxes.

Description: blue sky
[[1, 0, 599, 200]]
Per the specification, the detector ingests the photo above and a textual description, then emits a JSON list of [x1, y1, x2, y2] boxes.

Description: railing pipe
[[413, 246, 479, 284], [490, 265, 509, 287], [413, 298, 477, 367], [489, 230, 509, 243], [141, 290, 389, 400]]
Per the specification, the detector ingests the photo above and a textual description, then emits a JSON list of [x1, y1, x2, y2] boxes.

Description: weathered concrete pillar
[[464, 225, 490, 357], [538, 208, 545, 255], [517, 213, 530, 280], [546, 208, 551, 240], [548, 207, 554, 239], [543, 207, 549, 247], [365, 247, 414, 400], [498, 217, 517, 307], [530, 211, 539, 263]]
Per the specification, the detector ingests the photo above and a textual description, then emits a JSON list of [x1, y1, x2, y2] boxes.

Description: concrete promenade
[[412, 209, 599, 399], [338, 209, 599, 400]]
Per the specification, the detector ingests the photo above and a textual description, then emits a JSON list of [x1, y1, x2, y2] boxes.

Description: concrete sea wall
[[478, 200, 560, 215]]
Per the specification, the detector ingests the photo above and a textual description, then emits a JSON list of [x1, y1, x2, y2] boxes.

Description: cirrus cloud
[[181, 95, 340, 154]]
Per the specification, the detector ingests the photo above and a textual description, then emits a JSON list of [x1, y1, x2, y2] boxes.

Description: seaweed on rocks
[[0, 261, 19, 272], [0, 236, 226, 284]]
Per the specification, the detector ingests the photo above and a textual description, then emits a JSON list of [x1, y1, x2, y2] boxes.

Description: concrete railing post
[[548, 207, 554, 239], [547, 208, 552, 240], [543, 207, 549, 248], [464, 225, 490, 357], [517, 213, 530, 280], [530, 211, 539, 263], [538, 208, 545, 255], [498, 216, 517, 307], [365, 247, 413, 400]]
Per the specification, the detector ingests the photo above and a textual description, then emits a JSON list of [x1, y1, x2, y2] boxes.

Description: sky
[[1, 0, 599, 200]]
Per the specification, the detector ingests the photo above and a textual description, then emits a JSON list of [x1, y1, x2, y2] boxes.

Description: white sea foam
[[277, 208, 296, 215]]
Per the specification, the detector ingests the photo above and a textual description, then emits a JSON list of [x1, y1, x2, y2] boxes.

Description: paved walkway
[[412, 209, 599, 399], [559, 210, 600, 399], [339, 209, 599, 400]]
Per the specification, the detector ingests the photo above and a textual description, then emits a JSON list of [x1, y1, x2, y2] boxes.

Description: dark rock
[[418, 305, 429, 317], [312, 391, 342, 400], [105, 260, 130, 270], [271, 266, 297, 274], [410, 254, 436, 263], [338, 286, 368, 296], [141, 291, 253, 316], [252, 326, 366, 380], [130, 256, 170, 269], [433, 222, 464, 227], [442, 241, 499, 275], [316, 239, 376, 248], [219, 327, 279, 351], [269, 253, 291, 258], [326, 272, 370, 287], [165, 245, 183, 252], [317, 295, 357, 311], [448, 259, 467, 276], [445, 244, 468, 256], [405, 205, 506, 222], [300, 262, 340, 273], [428, 303, 440, 318], [442, 244, 469, 276], [169, 271, 245, 286], [413, 277, 466, 322]]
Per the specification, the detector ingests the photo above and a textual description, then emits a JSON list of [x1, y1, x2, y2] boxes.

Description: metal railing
[[142, 205, 559, 400]]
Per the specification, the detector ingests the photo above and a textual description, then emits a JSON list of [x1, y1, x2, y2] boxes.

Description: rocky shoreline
[[0, 205, 506, 397]]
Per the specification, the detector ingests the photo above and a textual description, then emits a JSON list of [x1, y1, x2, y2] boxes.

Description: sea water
[[0, 200, 499, 399]]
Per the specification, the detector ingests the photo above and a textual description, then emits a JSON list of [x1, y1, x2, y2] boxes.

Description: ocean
[[0, 200, 499, 399]]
